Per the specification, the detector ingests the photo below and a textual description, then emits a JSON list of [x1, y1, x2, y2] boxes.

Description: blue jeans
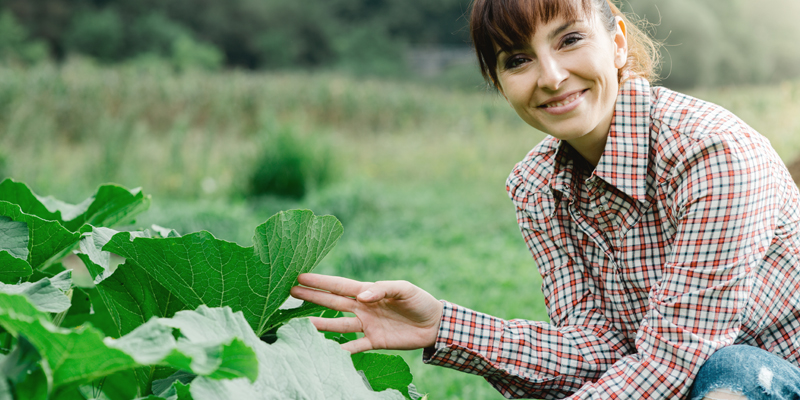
[[690, 345, 800, 400]]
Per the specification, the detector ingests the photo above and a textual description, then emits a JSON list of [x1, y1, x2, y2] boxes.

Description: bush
[[64, 8, 124, 62], [171, 34, 224, 72], [0, 11, 48, 65], [333, 24, 407, 77], [128, 12, 190, 57], [247, 124, 336, 199]]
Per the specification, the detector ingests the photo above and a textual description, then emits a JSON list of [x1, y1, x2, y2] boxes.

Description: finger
[[297, 273, 371, 297], [290, 286, 358, 313], [356, 280, 413, 303], [341, 337, 374, 354], [307, 316, 362, 333]]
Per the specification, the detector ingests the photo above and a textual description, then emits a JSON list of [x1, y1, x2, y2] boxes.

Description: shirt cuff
[[421, 300, 504, 376]]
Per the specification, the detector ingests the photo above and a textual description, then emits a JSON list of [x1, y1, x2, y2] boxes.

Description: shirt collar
[[548, 77, 652, 204], [594, 77, 652, 204]]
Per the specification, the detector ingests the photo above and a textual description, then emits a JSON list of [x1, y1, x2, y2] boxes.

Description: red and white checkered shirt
[[423, 77, 800, 399]]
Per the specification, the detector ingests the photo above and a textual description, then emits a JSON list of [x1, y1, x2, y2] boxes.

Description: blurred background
[[1, 0, 800, 398]]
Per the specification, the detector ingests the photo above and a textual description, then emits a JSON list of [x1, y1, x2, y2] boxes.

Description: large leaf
[[77, 227, 150, 285], [103, 210, 343, 336], [0, 217, 28, 261], [161, 307, 403, 400], [0, 202, 79, 273], [105, 319, 257, 383], [76, 227, 188, 355], [261, 300, 329, 334], [93, 258, 187, 338], [0, 292, 138, 394], [0, 270, 72, 313], [0, 178, 151, 232], [0, 336, 41, 384], [0, 294, 257, 397], [0, 253, 32, 284], [351, 353, 413, 399]]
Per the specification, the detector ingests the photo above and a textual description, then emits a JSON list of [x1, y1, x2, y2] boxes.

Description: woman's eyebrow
[[494, 19, 583, 58], [549, 20, 580, 41]]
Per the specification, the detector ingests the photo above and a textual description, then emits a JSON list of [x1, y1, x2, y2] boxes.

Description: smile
[[538, 89, 588, 115]]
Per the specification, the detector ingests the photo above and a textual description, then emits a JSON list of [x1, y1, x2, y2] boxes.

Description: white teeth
[[544, 91, 582, 108]]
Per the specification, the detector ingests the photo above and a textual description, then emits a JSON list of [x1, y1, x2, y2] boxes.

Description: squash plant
[[0, 179, 420, 400]]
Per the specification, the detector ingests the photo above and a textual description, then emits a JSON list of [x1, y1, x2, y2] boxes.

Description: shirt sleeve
[[423, 300, 631, 399], [425, 134, 781, 398], [423, 193, 636, 399]]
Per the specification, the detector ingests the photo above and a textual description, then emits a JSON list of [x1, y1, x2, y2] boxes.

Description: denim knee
[[690, 345, 800, 400]]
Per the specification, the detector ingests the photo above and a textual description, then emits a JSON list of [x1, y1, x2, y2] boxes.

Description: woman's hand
[[290, 273, 444, 354]]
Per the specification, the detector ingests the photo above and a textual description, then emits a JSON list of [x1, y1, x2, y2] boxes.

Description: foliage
[[0, 179, 420, 399], [0, 11, 47, 65], [63, 8, 124, 62], [6, 0, 800, 84], [622, 0, 800, 88], [248, 123, 337, 200]]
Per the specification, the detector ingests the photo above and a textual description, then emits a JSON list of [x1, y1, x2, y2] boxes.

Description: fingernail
[[358, 290, 374, 301]]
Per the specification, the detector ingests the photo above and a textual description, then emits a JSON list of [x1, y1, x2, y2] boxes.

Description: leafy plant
[[0, 11, 48, 65], [0, 179, 422, 399], [248, 123, 336, 199]]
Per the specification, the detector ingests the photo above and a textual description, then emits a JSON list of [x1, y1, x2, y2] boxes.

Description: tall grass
[[0, 59, 529, 201]]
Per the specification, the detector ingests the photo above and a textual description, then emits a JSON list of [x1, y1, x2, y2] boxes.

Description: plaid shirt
[[423, 78, 800, 399]]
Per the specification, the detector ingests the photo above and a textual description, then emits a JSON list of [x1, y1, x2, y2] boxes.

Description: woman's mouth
[[539, 89, 588, 115]]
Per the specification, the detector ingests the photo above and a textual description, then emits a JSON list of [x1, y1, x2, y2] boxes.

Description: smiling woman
[[292, 0, 800, 399]]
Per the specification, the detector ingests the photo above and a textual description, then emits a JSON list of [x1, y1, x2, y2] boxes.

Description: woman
[[291, 0, 800, 398]]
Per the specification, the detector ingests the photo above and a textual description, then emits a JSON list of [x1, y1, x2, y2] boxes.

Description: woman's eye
[[561, 33, 583, 47], [505, 56, 528, 70]]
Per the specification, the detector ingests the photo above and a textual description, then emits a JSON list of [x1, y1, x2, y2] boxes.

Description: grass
[[3, 59, 800, 399]]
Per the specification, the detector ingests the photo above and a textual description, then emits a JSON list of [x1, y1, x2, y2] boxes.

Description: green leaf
[[77, 227, 187, 348], [0, 336, 41, 384], [144, 379, 197, 400], [0, 252, 32, 284], [0, 375, 13, 400], [77, 227, 149, 285], [93, 257, 187, 338], [103, 210, 343, 336], [0, 217, 28, 261], [105, 319, 257, 382], [59, 288, 92, 329], [0, 270, 73, 313], [0, 294, 258, 396], [261, 300, 328, 333], [10, 365, 47, 400], [173, 381, 194, 400], [151, 370, 196, 398], [0, 201, 79, 273], [0, 215, 32, 283], [351, 353, 413, 399], [164, 308, 403, 400], [0, 292, 138, 392], [0, 178, 151, 232]]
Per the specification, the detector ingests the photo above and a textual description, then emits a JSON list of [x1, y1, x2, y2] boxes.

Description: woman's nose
[[536, 55, 568, 91]]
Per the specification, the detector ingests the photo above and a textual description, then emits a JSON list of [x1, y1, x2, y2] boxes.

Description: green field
[[2, 60, 800, 399]]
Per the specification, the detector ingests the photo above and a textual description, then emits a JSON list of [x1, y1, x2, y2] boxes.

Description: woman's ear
[[613, 16, 628, 69]]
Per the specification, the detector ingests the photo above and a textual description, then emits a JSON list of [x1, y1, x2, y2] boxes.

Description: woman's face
[[495, 9, 628, 159]]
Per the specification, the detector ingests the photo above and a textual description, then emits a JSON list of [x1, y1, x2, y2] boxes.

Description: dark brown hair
[[469, 0, 660, 88]]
